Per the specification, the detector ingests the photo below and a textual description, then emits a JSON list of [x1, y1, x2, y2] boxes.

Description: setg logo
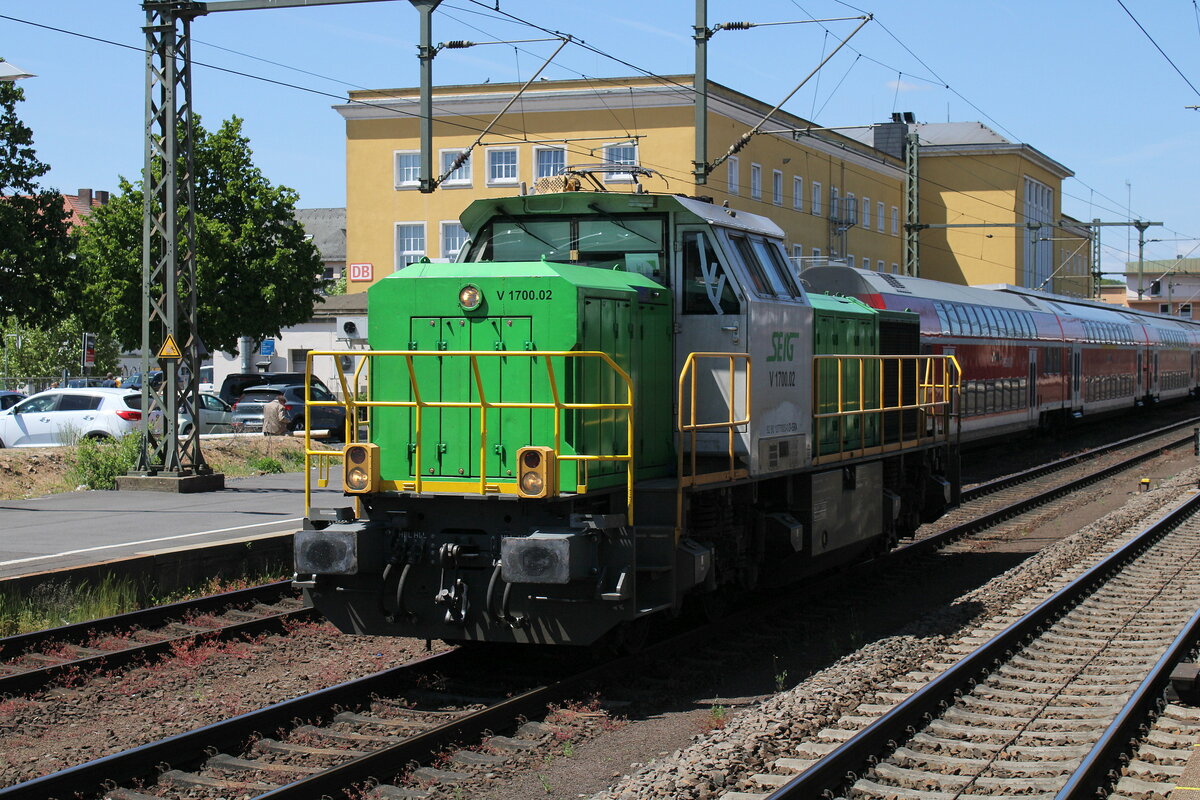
[[766, 331, 798, 362]]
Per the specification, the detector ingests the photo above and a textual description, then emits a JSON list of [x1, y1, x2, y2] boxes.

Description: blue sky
[[3, 0, 1199, 275]]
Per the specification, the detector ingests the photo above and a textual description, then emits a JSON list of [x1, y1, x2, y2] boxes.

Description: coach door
[[1071, 346, 1083, 412], [1152, 350, 1160, 399], [1027, 348, 1038, 422]]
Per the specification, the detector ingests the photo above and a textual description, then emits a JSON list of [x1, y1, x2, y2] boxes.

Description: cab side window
[[681, 231, 740, 315]]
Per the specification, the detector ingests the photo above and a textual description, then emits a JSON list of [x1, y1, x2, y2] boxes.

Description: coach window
[[681, 230, 740, 315], [934, 302, 951, 335]]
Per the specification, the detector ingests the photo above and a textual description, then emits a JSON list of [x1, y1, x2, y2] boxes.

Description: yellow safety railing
[[676, 351, 751, 544], [677, 352, 752, 487], [811, 354, 961, 465], [302, 350, 636, 520]]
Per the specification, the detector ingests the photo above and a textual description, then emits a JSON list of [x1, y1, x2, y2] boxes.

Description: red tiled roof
[[62, 192, 105, 227]]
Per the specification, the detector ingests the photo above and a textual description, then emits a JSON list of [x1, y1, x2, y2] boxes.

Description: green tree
[[75, 116, 324, 354], [1, 315, 119, 385], [0, 75, 74, 326]]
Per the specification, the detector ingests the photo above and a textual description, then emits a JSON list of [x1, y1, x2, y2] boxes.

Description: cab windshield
[[464, 212, 668, 285]]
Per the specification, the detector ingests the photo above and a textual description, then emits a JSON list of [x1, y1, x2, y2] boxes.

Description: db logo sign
[[349, 263, 373, 282]]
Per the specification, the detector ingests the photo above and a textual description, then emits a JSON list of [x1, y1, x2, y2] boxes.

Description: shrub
[[70, 432, 142, 490], [248, 455, 284, 474]]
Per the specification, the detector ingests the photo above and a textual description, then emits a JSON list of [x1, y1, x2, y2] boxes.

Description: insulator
[[444, 40, 474, 49], [722, 21, 753, 30]]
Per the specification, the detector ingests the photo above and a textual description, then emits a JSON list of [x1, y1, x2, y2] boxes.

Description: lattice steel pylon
[[134, 2, 209, 478]]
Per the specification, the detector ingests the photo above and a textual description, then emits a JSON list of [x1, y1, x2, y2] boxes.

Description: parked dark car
[[219, 372, 331, 405], [123, 371, 164, 391], [230, 384, 345, 438], [0, 391, 25, 411]]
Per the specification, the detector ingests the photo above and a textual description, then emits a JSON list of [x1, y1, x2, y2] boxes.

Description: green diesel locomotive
[[294, 178, 960, 647]]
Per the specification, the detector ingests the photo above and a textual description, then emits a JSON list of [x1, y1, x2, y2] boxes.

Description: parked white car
[[178, 392, 233, 435], [0, 389, 153, 447]]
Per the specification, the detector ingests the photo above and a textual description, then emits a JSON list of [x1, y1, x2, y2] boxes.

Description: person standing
[[263, 392, 289, 436]]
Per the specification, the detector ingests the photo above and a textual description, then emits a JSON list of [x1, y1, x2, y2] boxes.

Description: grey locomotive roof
[[671, 195, 786, 239]]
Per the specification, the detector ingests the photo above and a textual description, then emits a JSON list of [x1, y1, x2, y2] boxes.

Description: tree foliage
[[75, 116, 325, 354], [0, 79, 74, 327], [1, 315, 119, 384]]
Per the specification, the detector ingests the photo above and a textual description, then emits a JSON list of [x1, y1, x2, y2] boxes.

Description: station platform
[[0, 471, 341, 581]]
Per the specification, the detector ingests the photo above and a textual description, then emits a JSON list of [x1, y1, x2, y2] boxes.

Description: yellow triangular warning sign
[[157, 334, 182, 359]]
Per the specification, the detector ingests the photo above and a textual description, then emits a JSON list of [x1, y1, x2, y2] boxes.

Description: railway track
[[902, 416, 1198, 556], [729, 491, 1200, 800], [0, 580, 311, 696], [6, 419, 1198, 799]]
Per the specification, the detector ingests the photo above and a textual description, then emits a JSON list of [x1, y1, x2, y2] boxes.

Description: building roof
[[62, 188, 108, 227], [1123, 257, 1200, 276], [912, 121, 1011, 145], [312, 291, 366, 317], [296, 207, 346, 262]]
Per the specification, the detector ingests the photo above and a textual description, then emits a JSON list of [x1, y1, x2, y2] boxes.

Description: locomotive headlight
[[342, 443, 380, 495], [516, 446, 557, 498], [458, 284, 483, 311], [520, 470, 545, 495], [347, 466, 369, 491]]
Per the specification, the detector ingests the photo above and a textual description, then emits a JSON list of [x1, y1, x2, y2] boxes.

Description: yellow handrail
[[811, 354, 961, 463], [675, 352, 752, 542], [302, 349, 636, 521]]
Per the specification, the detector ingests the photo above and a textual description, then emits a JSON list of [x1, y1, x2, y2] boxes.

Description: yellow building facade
[[337, 75, 1091, 297]]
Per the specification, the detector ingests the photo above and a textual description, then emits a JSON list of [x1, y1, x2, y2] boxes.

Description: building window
[[750, 163, 762, 199], [846, 192, 857, 224], [891, 262, 899, 274], [862, 197, 871, 229], [772, 170, 783, 205], [1182, 304, 1193, 317], [395, 223, 426, 269], [727, 156, 739, 196], [1160, 304, 1170, 313], [847, 255, 855, 268], [877, 259, 885, 272], [486, 148, 518, 185], [1023, 176, 1054, 289], [289, 348, 312, 373], [830, 187, 840, 219], [891, 206, 899, 235], [441, 221, 468, 260], [791, 243, 804, 268], [877, 201, 885, 232], [812, 247, 822, 261], [395, 151, 420, 189], [535, 147, 565, 179], [812, 182, 822, 216], [439, 149, 472, 186], [603, 142, 638, 181], [792, 176, 803, 211]]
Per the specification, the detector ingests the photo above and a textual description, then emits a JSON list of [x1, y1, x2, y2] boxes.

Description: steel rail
[[0, 581, 308, 697], [1056, 603, 1200, 799], [0, 580, 295, 658], [763, 490, 1200, 799], [960, 417, 1199, 503], [0, 648, 461, 800], [898, 428, 1194, 559], [0, 607, 315, 698]]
